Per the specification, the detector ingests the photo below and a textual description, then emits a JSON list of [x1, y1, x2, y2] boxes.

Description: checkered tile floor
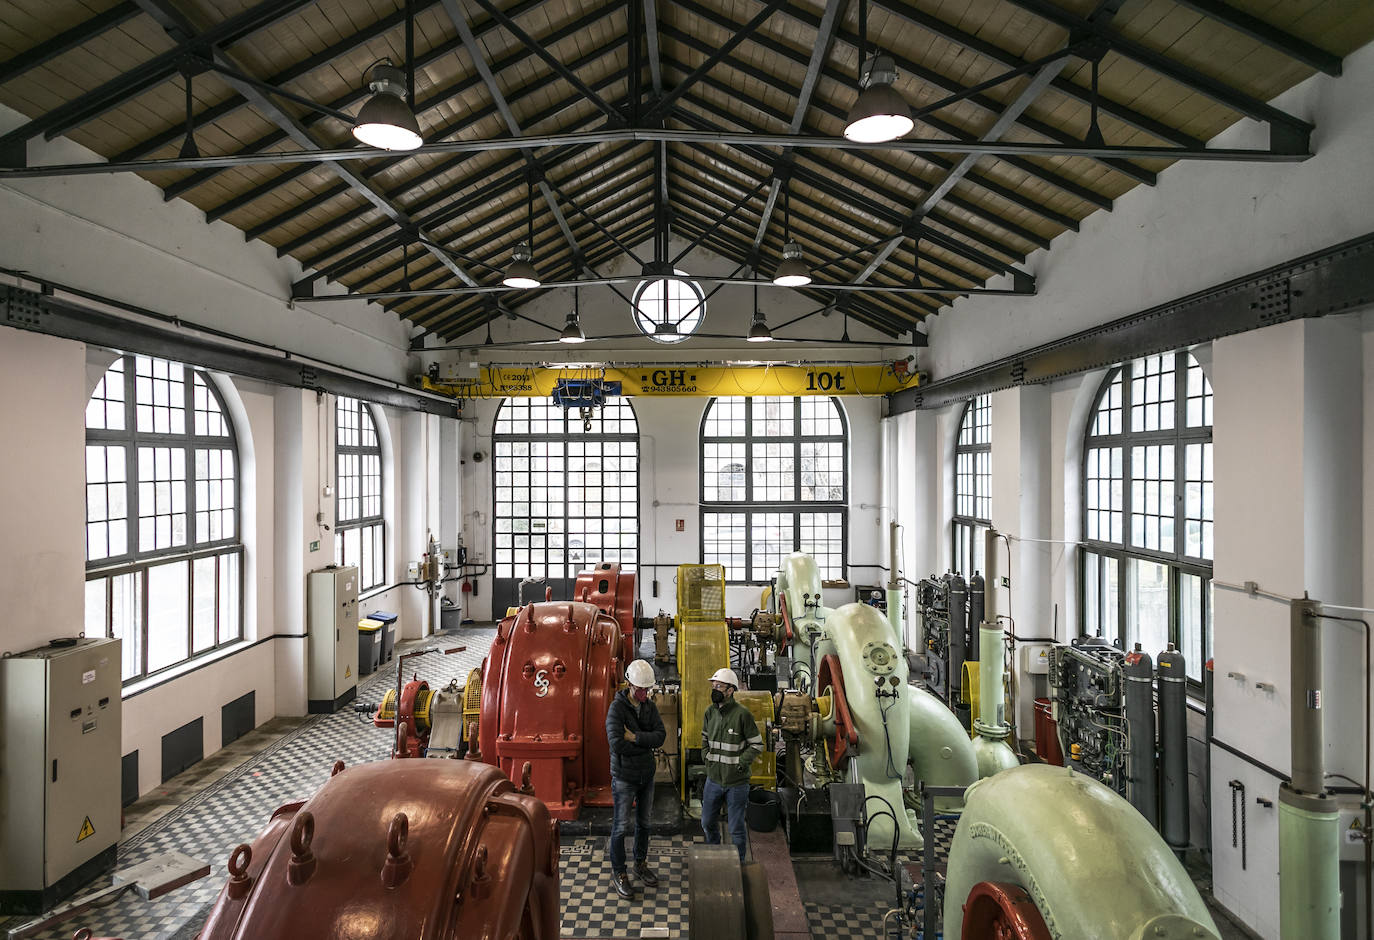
[[0, 626, 960, 939]]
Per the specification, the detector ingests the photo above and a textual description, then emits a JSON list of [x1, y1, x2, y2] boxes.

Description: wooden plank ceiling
[[0, 0, 1370, 342]]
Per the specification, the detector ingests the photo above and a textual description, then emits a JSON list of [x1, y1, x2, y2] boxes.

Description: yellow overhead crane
[[420, 361, 917, 400]]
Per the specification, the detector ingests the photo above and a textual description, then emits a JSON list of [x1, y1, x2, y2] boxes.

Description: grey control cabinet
[[0, 637, 122, 914], [308, 566, 359, 713]]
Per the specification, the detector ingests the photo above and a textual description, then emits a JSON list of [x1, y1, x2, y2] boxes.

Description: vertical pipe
[[982, 528, 998, 624], [886, 520, 902, 647], [1157, 643, 1188, 849], [978, 623, 1004, 728], [967, 572, 983, 662], [1124, 644, 1158, 829], [948, 574, 967, 708], [1278, 596, 1340, 940], [1290, 597, 1324, 796]]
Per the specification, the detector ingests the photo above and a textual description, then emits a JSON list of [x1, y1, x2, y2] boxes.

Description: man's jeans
[[608, 775, 655, 873], [701, 778, 749, 860]]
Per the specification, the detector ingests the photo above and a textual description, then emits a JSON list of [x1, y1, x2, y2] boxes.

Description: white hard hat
[[626, 659, 656, 689], [709, 667, 740, 689]]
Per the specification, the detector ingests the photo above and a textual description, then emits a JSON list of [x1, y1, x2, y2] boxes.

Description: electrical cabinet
[[308, 566, 359, 713], [0, 637, 122, 914]]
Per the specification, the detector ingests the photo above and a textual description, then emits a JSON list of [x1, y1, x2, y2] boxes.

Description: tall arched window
[[84, 355, 242, 682], [952, 394, 992, 576], [1081, 352, 1213, 681], [492, 398, 639, 613], [700, 396, 847, 582], [335, 397, 386, 593]]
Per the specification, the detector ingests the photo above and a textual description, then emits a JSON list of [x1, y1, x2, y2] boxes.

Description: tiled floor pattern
[[2, 624, 1247, 940]]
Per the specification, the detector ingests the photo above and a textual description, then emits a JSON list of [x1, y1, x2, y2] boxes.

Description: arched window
[[492, 398, 639, 613], [700, 396, 847, 582], [1081, 352, 1213, 681], [84, 355, 241, 682], [952, 394, 991, 576], [335, 397, 386, 593]]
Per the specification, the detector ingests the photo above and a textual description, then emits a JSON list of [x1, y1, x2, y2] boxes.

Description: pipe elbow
[[942, 765, 1220, 940], [906, 685, 977, 811]]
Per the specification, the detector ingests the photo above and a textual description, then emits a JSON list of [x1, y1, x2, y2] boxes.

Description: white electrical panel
[[308, 566, 358, 713], [1021, 643, 1051, 675], [0, 637, 121, 914]]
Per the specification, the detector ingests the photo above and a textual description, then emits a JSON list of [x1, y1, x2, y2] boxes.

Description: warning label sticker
[[77, 817, 95, 842], [345, 665, 352, 678]]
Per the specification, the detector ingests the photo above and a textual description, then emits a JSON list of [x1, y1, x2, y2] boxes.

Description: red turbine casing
[[197, 759, 559, 940], [573, 563, 637, 655], [478, 601, 621, 820]]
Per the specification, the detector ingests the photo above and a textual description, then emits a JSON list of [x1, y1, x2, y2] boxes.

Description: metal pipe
[[885, 520, 902, 647], [1278, 595, 1340, 939], [1157, 643, 1188, 850], [972, 528, 1018, 777], [1124, 644, 1158, 829], [1290, 596, 1324, 796]]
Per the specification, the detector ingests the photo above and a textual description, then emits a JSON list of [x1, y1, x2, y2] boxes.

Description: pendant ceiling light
[[772, 183, 811, 287], [560, 288, 587, 343], [747, 283, 773, 342], [843, 0, 913, 143], [352, 62, 422, 151], [502, 180, 541, 289]]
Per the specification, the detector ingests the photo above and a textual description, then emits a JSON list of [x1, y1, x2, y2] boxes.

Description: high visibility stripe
[[707, 739, 748, 752]]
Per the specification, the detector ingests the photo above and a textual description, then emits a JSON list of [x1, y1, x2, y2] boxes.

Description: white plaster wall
[[0, 329, 86, 651], [927, 42, 1374, 381]]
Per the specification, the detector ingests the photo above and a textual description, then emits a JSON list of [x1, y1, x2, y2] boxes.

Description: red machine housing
[[573, 562, 639, 655], [477, 601, 622, 820], [197, 759, 558, 940]]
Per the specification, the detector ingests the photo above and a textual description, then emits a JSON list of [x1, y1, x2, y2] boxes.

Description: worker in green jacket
[[700, 667, 763, 861]]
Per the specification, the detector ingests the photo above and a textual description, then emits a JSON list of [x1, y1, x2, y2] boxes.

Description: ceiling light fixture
[[747, 283, 773, 342], [560, 287, 587, 343], [772, 183, 812, 287], [503, 178, 541, 288], [352, 62, 422, 151], [843, 0, 913, 144]]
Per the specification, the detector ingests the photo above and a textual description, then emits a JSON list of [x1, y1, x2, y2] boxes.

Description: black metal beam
[[353, 149, 653, 300], [682, 0, 1160, 184], [179, 5, 624, 213], [992, 0, 1312, 134], [1169, 0, 1340, 76], [0, 0, 318, 149], [668, 54, 1066, 247], [866, 0, 1202, 149], [0, 127, 1308, 182], [420, 216, 659, 339], [748, 0, 845, 265], [465, 0, 624, 123], [887, 231, 1374, 414], [0, 284, 458, 417], [0, 2, 141, 85], [641, 0, 787, 123]]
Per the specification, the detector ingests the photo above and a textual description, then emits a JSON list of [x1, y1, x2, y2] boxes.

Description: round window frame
[[631, 270, 706, 344]]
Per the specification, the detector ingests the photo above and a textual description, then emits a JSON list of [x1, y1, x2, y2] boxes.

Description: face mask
[[710, 689, 725, 705], [633, 687, 649, 703]]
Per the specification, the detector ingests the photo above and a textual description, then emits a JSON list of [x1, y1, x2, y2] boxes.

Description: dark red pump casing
[[477, 600, 622, 820], [572, 563, 638, 655], [197, 759, 559, 940]]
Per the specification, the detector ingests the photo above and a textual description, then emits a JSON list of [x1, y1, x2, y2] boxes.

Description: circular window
[[632, 268, 705, 343]]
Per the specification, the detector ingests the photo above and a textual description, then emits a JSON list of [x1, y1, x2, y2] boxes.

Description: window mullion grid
[[139, 566, 150, 680]]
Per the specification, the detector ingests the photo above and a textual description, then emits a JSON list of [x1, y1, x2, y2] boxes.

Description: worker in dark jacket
[[700, 667, 763, 861], [605, 659, 666, 900]]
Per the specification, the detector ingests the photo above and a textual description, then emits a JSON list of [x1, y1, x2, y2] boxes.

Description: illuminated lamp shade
[[352, 64, 423, 151], [772, 241, 812, 287], [843, 55, 914, 144], [747, 313, 773, 343], [502, 243, 541, 289], [559, 313, 586, 344]]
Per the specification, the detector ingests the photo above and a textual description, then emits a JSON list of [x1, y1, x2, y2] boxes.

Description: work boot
[[613, 870, 635, 899], [634, 861, 659, 887]]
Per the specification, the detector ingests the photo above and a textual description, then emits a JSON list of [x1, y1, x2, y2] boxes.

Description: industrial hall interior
[[2, 0, 1374, 936]]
